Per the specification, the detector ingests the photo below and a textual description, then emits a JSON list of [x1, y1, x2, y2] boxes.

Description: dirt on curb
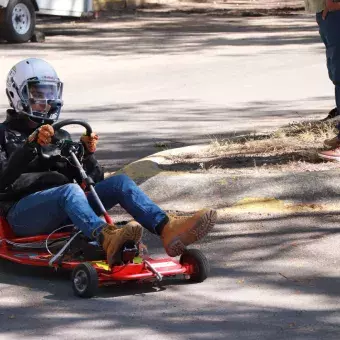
[[159, 121, 340, 174]]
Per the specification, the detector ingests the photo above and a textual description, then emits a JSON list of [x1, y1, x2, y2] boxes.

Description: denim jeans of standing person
[[7, 174, 168, 238], [317, 10, 340, 127]]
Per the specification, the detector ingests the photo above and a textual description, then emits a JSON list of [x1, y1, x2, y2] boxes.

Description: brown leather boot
[[324, 136, 340, 149], [161, 208, 217, 257], [100, 221, 142, 266]]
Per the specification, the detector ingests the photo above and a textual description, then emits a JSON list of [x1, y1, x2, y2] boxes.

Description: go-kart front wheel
[[72, 263, 98, 298], [180, 249, 210, 283]]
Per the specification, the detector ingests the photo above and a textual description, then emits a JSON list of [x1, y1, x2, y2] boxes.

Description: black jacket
[[0, 110, 104, 215]]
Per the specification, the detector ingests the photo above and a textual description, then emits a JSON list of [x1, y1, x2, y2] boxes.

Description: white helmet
[[6, 58, 63, 124]]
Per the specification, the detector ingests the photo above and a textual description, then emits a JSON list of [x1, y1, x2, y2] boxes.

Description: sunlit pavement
[[1, 13, 340, 340]]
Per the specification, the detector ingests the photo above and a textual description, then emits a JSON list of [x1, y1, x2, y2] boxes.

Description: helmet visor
[[21, 81, 63, 121]]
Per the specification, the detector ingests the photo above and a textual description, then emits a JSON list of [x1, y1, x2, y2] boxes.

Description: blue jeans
[[7, 174, 167, 238], [317, 11, 340, 112]]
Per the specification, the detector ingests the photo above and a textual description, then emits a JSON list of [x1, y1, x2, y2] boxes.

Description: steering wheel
[[39, 119, 93, 161], [52, 119, 92, 136], [37, 119, 113, 225]]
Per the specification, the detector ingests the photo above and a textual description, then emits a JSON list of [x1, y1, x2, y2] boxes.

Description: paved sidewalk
[[2, 8, 340, 340]]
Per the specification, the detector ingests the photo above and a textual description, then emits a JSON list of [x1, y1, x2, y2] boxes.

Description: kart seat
[[0, 216, 15, 239], [0, 215, 73, 244]]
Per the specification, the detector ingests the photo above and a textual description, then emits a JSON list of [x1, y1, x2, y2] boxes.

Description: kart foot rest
[[49, 231, 82, 266], [122, 240, 138, 263], [112, 240, 138, 265], [144, 260, 163, 282]]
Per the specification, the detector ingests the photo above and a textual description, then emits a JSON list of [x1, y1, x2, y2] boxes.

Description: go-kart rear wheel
[[72, 263, 98, 298], [180, 249, 210, 283]]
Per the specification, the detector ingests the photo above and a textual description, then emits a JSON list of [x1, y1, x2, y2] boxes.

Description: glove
[[80, 133, 98, 154], [27, 125, 55, 146]]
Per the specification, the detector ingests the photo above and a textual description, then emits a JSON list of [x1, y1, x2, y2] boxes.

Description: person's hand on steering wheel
[[27, 125, 55, 146], [80, 133, 98, 154]]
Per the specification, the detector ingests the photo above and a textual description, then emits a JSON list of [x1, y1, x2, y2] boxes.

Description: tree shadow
[[56, 98, 324, 173], [0, 14, 322, 57], [1, 213, 340, 338]]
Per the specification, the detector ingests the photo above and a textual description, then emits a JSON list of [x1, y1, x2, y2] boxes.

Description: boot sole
[[166, 209, 217, 257], [108, 226, 143, 267], [318, 153, 340, 162]]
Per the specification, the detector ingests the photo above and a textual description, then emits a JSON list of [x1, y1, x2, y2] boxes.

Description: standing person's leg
[[325, 11, 340, 113], [318, 11, 340, 160], [317, 12, 332, 81], [317, 12, 339, 121], [87, 174, 217, 257], [329, 12, 340, 123]]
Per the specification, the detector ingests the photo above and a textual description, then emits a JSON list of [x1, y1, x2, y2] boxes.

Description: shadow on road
[[58, 97, 325, 172], [1, 212, 340, 338], [0, 15, 321, 57]]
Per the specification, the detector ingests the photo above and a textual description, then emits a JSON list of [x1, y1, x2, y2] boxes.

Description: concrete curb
[[112, 144, 207, 180], [110, 145, 340, 219]]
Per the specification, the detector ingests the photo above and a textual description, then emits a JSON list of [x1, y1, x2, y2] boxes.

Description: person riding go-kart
[[0, 58, 217, 266]]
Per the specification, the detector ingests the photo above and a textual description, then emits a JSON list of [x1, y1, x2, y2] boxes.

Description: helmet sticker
[[6, 68, 16, 88]]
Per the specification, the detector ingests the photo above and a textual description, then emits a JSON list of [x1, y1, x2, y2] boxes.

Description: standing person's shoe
[[318, 147, 340, 162], [99, 222, 142, 266], [321, 108, 340, 121], [324, 136, 340, 148], [161, 208, 217, 257]]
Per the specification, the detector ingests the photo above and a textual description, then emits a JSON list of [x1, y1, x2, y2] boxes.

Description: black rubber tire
[[180, 249, 210, 283], [71, 263, 99, 298], [1, 0, 36, 43]]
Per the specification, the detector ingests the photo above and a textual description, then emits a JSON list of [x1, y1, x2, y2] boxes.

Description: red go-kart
[[0, 119, 209, 298]]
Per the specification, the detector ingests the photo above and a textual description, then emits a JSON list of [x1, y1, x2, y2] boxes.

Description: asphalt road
[[0, 13, 333, 171], [1, 13, 340, 340], [1, 212, 340, 340]]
